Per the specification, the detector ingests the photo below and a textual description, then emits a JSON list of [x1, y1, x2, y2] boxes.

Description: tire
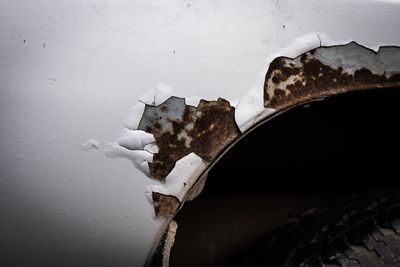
[[241, 191, 400, 267]]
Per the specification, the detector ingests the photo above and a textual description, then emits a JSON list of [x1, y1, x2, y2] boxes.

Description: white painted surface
[[117, 129, 156, 151], [1, 0, 400, 266], [149, 153, 207, 202]]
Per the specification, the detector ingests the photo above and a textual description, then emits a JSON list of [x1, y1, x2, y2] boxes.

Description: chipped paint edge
[[102, 34, 400, 266], [146, 39, 400, 265]]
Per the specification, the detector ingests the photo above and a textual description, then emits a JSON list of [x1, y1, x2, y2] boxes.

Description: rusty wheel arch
[[146, 41, 400, 266], [180, 41, 400, 210]]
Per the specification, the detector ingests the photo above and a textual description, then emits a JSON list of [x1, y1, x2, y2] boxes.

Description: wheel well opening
[[170, 87, 400, 267]]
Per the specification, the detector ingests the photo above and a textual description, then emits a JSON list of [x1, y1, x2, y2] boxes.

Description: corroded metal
[[138, 97, 240, 180], [264, 42, 400, 110], [152, 192, 180, 218]]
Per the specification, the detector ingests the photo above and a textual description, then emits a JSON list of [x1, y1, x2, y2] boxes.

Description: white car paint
[[1, 0, 400, 266]]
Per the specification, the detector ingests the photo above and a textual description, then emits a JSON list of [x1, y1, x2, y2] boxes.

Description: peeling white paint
[[104, 143, 153, 163], [278, 32, 325, 59], [124, 102, 146, 130], [118, 31, 400, 219], [149, 153, 207, 202], [235, 86, 267, 132], [138, 161, 151, 176], [144, 143, 160, 154], [146, 185, 169, 201], [103, 29, 400, 265], [117, 129, 156, 150], [141, 32, 400, 211], [104, 143, 153, 175], [103, 128, 158, 176]]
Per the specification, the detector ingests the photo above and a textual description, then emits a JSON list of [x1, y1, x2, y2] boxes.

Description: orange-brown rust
[[191, 98, 239, 162], [264, 45, 400, 110], [152, 192, 180, 217], [138, 97, 240, 180]]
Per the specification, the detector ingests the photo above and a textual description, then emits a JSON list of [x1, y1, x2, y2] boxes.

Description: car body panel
[[1, 0, 400, 266]]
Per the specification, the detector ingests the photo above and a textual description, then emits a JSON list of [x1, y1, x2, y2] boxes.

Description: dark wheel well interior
[[171, 87, 400, 267]]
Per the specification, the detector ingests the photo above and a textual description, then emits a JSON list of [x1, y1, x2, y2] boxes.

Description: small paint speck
[[23, 40, 26, 43], [43, 43, 46, 48]]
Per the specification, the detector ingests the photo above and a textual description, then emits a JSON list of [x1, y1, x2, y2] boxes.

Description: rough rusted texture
[[138, 97, 240, 180], [264, 42, 400, 110], [152, 192, 180, 217]]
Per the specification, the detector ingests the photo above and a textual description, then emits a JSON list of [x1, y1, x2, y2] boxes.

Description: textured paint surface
[[138, 97, 240, 180], [265, 42, 400, 110]]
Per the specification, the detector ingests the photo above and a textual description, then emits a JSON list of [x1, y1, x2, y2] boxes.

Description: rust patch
[[138, 97, 240, 180], [264, 43, 400, 110], [152, 192, 180, 217], [160, 105, 169, 112]]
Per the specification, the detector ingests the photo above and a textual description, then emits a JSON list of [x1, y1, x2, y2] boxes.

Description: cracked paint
[[264, 42, 400, 110]]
